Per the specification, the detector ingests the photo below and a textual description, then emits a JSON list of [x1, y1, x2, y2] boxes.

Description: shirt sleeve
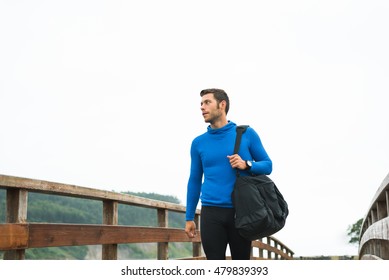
[[185, 138, 203, 221], [247, 127, 273, 175]]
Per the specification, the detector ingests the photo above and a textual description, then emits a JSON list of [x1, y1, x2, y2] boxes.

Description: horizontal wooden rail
[[0, 223, 293, 259], [0, 223, 200, 249], [0, 174, 294, 260], [0, 224, 29, 250], [0, 175, 188, 212]]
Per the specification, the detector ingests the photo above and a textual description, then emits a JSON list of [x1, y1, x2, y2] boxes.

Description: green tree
[[347, 218, 363, 245]]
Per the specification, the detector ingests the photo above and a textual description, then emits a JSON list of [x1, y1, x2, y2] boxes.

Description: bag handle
[[233, 125, 249, 176]]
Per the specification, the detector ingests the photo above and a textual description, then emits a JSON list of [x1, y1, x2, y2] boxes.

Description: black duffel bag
[[232, 173, 288, 240], [232, 125, 289, 241]]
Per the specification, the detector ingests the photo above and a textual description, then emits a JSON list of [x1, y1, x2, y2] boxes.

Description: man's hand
[[227, 154, 246, 170], [185, 220, 197, 238]]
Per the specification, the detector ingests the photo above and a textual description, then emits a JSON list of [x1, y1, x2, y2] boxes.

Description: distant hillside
[[0, 189, 192, 259]]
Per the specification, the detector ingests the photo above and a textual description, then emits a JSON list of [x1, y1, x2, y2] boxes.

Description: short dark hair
[[200, 88, 230, 114]]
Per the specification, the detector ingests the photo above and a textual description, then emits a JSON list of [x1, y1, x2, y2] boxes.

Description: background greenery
[[0, 189, 192, 259]]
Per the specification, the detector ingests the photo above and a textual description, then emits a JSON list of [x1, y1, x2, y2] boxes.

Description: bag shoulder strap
[[233, 125, 249, 177], [233, 125, 249, 154]]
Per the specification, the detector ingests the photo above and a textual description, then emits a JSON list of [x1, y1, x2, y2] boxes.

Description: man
[[185, 88, 272, 260]]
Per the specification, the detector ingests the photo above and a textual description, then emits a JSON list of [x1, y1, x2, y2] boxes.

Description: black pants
[[200, 206, 251, 260]]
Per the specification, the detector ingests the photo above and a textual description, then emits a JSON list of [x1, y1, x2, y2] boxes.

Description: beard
[[203, 110, 223, 125]]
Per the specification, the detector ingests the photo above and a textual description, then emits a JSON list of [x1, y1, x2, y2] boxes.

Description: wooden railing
[[0, 174, 294, 260], [359, 172, 389, 260]]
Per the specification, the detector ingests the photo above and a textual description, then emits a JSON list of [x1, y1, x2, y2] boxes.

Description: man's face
[[200, 93, 223, 124]]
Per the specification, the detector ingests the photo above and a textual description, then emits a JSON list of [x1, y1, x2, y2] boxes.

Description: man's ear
[[219, 100, 227, 111]]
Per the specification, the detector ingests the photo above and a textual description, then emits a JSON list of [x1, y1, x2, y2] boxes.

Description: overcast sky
[[1, 0, 389, 257]]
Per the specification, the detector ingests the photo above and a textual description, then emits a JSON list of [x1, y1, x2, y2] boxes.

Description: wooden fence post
[[386, 190, 389, 218], [258, 238, 264, 259], [274, 240, 279, 260], [102, 200, 118, 260], [157, 209, 168, 260], [192, 213, 202, 258], [4, 189, 28, 260], [266, 237, 272, 259]]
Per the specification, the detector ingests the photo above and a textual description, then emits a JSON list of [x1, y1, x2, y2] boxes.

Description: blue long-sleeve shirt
[[185, 121, 272, 221]]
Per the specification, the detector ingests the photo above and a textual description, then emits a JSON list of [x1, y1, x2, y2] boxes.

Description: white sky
[[1, 0, 389, 257]]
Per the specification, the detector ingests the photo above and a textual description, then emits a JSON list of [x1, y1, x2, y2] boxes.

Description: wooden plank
[[360, 254, 383, 260], [6, 189, 28, 223], [386, 190, 389, 219], [252, 240, 273, 251], [0, 174, 199, 214], [5, 189, 28, 259], [377, 201, 386, 220], [192, 214, 202, 258], [27, 224, 200, 248], [102, 200, 118, 260], [0, 224, 29, 250], [179, 256, 207, 260], [103, 200, 118, 225], [360, 216, 389, 246], [157, 209, 168, 260]]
